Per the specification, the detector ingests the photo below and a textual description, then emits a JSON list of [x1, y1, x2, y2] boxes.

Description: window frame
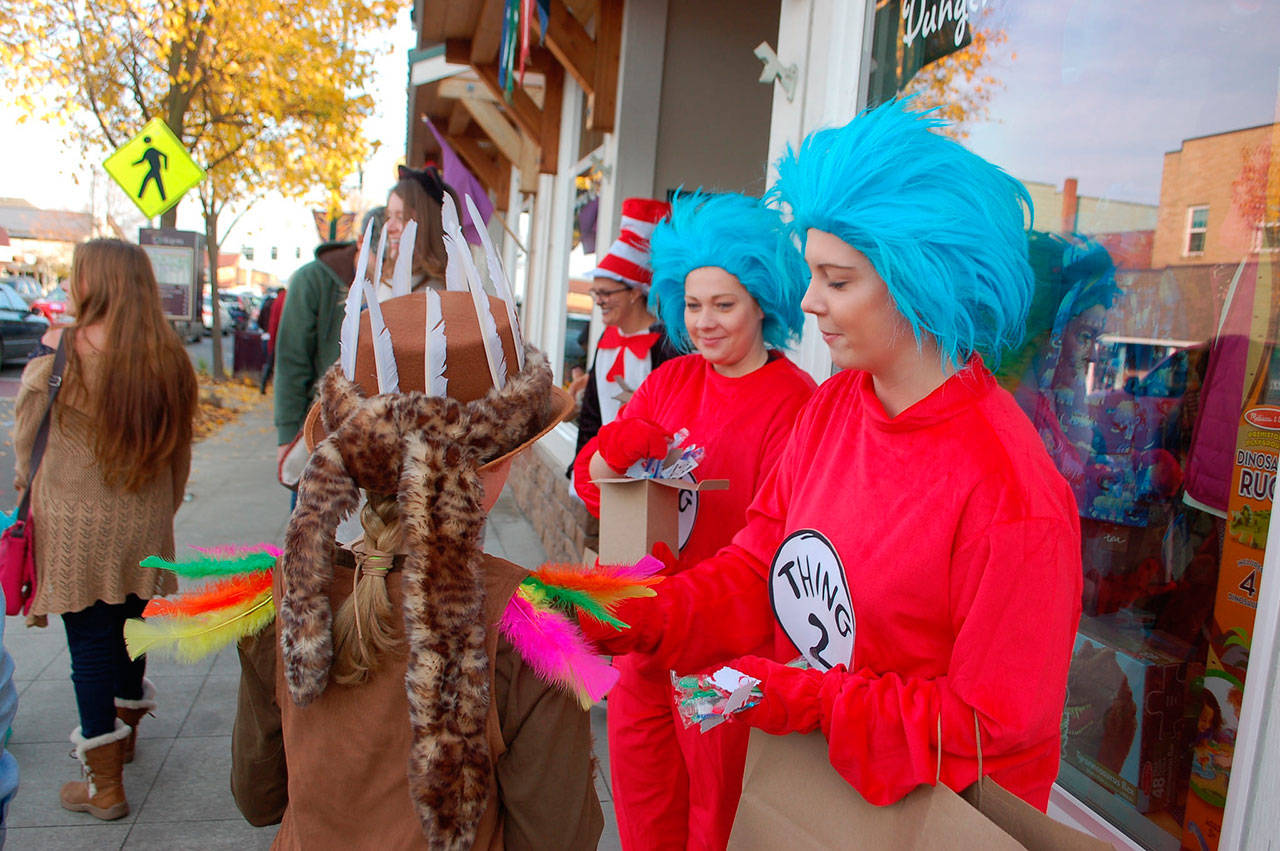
[[1185, 204, 1209, 255]]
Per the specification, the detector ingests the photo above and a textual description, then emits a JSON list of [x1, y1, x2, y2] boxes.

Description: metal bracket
[[754, 41, 798, 102]]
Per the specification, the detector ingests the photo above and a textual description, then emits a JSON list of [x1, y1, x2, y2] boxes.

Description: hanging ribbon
[[519, 0, 533, 86], [498, 0, 519, 98], [597, 326, 661, 383]]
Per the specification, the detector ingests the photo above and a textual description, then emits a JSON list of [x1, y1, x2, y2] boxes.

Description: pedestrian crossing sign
[[103, 118, 206, 220]]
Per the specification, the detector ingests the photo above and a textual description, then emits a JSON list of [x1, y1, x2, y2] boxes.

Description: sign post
[[139, 228, 205, 343], [103, 118, 206, 220]]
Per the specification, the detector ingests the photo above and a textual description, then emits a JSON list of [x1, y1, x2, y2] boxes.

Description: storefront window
[[867, 3, 1280, 849]]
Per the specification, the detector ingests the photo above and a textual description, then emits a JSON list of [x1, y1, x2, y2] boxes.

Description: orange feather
[[144, 572, 273, 618]]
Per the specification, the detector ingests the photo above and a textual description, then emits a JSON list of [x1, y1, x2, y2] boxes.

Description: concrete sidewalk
[[3, 396, 619, 849]]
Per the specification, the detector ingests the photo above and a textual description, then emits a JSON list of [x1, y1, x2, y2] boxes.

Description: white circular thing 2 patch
[[768, 529, 855, 671]]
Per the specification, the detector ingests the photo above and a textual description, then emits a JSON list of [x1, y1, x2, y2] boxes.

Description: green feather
[[521, 576, 626, 629], [139, 552, 277, 578]]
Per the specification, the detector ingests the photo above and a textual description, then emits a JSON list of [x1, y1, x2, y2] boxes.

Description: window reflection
[[866, 1, 1280, 848]]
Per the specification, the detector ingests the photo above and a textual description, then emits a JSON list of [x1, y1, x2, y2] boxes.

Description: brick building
[[1151, 122, 1280, 268]]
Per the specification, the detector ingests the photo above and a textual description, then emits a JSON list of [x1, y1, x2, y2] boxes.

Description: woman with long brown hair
[[12, 238, 197, 820]]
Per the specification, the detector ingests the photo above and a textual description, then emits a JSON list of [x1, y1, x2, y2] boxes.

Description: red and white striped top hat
[[590, 198, 671, 293]]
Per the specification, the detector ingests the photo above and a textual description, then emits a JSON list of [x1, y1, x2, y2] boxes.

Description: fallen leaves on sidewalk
[[194, 374, 267, 442]]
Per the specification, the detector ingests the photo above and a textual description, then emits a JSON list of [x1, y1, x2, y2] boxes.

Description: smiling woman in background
[[574, 191, 815, 850]]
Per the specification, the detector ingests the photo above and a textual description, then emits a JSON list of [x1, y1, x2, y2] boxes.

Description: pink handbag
[[1, 336, 66, 615]]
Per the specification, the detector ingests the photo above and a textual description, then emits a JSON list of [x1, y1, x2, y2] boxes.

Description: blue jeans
[[62, 596, 147, 738]]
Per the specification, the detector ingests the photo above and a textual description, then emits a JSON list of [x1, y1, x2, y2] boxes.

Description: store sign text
[[1237, 449, 1278, 500], [903, 0, 991, 49]]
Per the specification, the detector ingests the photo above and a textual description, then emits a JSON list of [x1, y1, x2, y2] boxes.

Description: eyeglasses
[[588, 285, 631, 302]]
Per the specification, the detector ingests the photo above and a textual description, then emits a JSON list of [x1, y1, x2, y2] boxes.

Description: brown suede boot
[[115, 678, 157, 764], [59, 720, 131, 820]]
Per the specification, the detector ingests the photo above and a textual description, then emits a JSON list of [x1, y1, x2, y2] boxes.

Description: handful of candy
[[672, 666, 762, 732], [626, 428, 705, 480]]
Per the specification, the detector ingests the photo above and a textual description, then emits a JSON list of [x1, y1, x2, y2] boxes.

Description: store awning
[[409, 0, 621, 205]]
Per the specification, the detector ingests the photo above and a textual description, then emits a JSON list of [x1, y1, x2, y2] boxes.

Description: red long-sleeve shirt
[[645, 357, 1082, 809]]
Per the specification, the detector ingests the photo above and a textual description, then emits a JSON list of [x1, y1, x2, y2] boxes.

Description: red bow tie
[[598, 326, 661, 383]]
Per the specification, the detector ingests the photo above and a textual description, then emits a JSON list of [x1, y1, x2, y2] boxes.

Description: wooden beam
[[445, 38, 471, 65], [439, 74, 546, 106], [539, 60, 564, 174], [473, 63, 544, 142], [588, 0, 622, 133], [540, 0, 595, 95], [470, 0, 505, 65], [446, 101, 470, 137], [449, 135, 503, 192], [518, 134, 540, 193], [461, 97, 524, 166]]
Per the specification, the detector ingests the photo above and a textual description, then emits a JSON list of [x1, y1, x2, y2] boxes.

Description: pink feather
[[593, 554, 665, 583], [190, 543, 283, 558], [499, 592, 619, 708]]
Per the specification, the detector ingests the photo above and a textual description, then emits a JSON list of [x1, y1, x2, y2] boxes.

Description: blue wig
[[648, 191, 807, 353], [770, 98, 1034, 368]]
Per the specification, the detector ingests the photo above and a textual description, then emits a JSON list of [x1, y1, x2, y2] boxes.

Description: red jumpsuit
[[634, 357, 1082, 810], [579, 352, 814, 850]]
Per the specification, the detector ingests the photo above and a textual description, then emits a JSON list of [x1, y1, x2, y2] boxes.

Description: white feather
[[465, 195, 525, 370], [424, 287, 448, 397], [442, 194, 507, 389], [389, 220, 417, 298], [440, 198, 468, 292], [362, 281, 399, 394], [339, 221, 374, 380], [371, 220, 389, 297]]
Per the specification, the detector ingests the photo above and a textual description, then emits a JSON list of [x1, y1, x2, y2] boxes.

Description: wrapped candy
[[671, 666, 762, 732]]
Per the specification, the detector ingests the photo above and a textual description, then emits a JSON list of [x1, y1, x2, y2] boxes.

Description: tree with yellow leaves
[[0, 0, 396, 378]]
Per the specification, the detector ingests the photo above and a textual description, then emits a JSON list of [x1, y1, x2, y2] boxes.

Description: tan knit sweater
[[12, 352, 186, 616]]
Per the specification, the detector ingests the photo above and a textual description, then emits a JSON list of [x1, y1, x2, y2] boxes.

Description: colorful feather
[[527, 563, 661, 610], [594, 554, 666, 583], [140, 551, 277, 578], [124, 591, 277, 662], [142, 572, 273, 618], [424, 287, 448, 397], [390, 219, 418, 298], [465, 194, 525, 370], [521, 577, 625, 628], [499, 589, 619, 708], [362, 280, 399, 394], [443, 194, 507, 389]]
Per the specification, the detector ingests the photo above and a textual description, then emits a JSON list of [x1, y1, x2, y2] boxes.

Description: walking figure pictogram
[[134, 137, 169, 202]]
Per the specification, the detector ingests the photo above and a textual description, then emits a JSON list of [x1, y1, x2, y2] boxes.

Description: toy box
[[1062, 628, 1190, 814]]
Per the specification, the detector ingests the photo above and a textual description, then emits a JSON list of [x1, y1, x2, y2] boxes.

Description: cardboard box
[[1062, 629, 1190, 814], [596, 476, 727, 565]]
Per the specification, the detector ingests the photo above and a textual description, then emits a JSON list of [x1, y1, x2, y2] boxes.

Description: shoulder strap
[[16, 335, 69, 521]]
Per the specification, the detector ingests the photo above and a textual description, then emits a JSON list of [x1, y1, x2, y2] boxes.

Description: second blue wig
[[649, 191, 806, 353], [771, 98, 1034, 368]]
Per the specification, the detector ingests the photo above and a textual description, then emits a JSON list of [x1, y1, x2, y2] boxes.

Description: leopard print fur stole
[[278, 347, 551, 850]]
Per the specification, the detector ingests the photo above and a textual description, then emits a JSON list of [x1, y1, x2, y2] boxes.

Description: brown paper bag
[[729, 730, 1108, 851]]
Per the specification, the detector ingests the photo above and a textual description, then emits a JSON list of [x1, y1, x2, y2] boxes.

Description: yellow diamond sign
[[103, 118, 206, 220]]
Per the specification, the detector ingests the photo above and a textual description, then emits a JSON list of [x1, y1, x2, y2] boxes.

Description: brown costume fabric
[[231, 627, 287, 827], [270, 552, 603, 850], [277, 350, 553, 848]]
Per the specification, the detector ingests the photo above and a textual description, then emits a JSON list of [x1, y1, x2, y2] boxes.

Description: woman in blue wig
[[574, 191, 816, 850], [585, 100, 1081, 814]]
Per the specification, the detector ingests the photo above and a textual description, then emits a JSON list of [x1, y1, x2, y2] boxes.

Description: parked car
[[1, 275, 45, 304], [218, 291, 250, 331], [30, 286, 70, 322], [202, 295, 233, 334], [0, 282, 50, 363]]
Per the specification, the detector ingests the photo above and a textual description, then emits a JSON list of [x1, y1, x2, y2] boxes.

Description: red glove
[[596, 417, 670, 474], [578, 587, 665, 657], [572, 437, 603, 517], [728, 655, 832, 736]]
